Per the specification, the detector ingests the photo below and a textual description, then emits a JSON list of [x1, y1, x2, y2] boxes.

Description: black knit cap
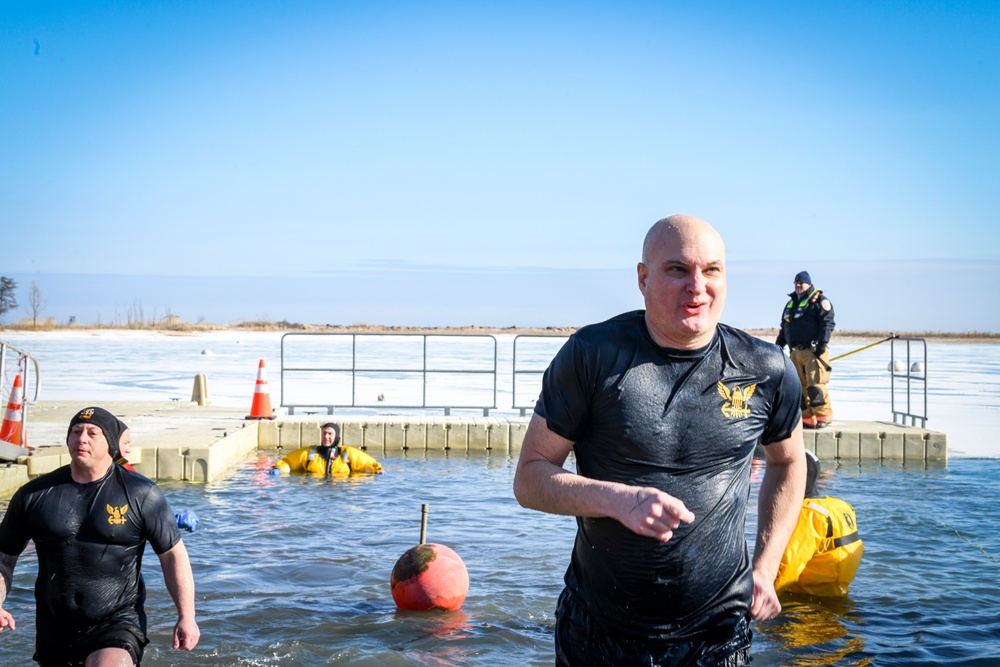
[[804, 450, 821, 498], [794, 271, 812, 285], [67, 406, 122, 460]]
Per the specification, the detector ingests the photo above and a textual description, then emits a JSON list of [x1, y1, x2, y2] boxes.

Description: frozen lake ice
[[1, 330, 997, 458]]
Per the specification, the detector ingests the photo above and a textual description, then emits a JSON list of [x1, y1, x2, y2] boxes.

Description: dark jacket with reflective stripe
[[776, 288, 835, 348]]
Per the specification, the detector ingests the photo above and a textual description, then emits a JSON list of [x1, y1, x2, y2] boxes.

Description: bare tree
[[0, 276, 17, 323], [27, 281, 45, 328], [127, 301, 145, 328]]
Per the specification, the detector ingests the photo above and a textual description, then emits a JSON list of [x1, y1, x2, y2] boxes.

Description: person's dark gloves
[[814, 342, 828, 356], [175, 510, 199, 532]]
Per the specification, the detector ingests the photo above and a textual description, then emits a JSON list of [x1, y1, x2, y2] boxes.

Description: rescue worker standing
[[776, 271, 835, 428]]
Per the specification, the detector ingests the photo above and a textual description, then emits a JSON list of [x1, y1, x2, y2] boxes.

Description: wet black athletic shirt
[[0, 463, 180, 648], [536, 311, 801, 641]]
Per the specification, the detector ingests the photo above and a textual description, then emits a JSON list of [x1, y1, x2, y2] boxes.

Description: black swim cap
[[67, 406, 122, 460]]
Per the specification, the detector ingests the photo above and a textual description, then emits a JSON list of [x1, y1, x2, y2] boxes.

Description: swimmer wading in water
[[0, 405, 200, 665]]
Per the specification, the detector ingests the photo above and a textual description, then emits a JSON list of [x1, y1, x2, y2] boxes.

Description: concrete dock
[[0, 400, 948, 499]]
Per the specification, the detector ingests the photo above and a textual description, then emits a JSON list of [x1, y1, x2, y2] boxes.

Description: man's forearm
[[0, 552, 17, 608], [515, 458, 630, 518], [159, 542, 196, 619], [513, 414, 623, 518], [753, 460, 805, 580]]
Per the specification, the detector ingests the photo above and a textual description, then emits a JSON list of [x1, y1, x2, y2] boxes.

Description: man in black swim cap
[[0, 406, 201, 665], [775, 270, 836, 429]]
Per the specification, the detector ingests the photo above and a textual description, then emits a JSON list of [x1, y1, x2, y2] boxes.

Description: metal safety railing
[[513, 334, 931, 428], [279, 331, 928, 424], [889, 337, 928, 427], [279, 332, 500, 416], [512, 335, 569, 416], [1, 340, 41, 449], [0, 341, 41, 404]]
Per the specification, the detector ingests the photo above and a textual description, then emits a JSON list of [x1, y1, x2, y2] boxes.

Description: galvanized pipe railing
[[889, 337, 928, 427], [512, 335, 569, 416], [280, 332, 499, 416]]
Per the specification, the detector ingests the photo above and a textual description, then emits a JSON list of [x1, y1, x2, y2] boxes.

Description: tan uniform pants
[[790, 348, 833, 419]]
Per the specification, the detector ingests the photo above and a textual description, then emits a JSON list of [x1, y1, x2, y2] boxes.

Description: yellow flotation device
[[775, 496, 863, 597], [273, 445, 384, 476]]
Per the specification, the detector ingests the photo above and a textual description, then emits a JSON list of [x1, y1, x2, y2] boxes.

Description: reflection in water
[[763, 595, 871, 666], [390, 610, 475, 667]]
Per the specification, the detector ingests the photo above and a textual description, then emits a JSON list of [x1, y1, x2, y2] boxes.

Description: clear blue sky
[[2, 1, 998, 330]]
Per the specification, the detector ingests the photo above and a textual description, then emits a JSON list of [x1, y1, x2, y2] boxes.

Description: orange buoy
[[391, 543, 469, 611]]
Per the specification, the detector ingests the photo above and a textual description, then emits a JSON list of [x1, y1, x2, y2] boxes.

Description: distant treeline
[[1, 316, 997, 342]]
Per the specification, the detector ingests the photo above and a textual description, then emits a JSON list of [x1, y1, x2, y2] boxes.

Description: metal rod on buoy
[[420, 504, 429, 545]]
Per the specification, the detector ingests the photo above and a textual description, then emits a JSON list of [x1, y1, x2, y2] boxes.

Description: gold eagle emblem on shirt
[[717, 381, 757, 419], [107, 504, 129, 526]]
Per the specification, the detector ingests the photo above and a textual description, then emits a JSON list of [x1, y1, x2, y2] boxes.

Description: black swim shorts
[[554, 589, 753, 667], [35, 622, 147, 667]]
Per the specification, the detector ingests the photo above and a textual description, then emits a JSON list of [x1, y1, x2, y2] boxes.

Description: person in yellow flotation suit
[[270, 422, 384, 476], [775, 450, 863, 596]]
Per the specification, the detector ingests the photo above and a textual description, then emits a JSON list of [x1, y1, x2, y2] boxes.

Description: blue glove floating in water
[[269, 467, 283, 476], [175, 510, 199, 532]]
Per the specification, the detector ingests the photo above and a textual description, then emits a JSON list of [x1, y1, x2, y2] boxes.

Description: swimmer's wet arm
[[513, 414, 694, 541], [159, 540, 200, 650], [753, 427, 807, 580], [751, 423, 807, 620], [0, 552, 17, 631]]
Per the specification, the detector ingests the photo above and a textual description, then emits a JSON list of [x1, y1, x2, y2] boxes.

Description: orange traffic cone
[[246, 359, 275, 420], [0, 374, 25, 445]]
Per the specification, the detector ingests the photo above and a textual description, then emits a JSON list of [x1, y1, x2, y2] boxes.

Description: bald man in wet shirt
[[514, 215, 806, 666]]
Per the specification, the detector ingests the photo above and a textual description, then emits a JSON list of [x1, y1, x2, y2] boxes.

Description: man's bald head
[[641, 214, 726, 265], [637, 214, 727, 349]]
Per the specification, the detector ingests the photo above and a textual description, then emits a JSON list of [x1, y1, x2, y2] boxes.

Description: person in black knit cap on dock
[[776, 270, 836, 428]]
